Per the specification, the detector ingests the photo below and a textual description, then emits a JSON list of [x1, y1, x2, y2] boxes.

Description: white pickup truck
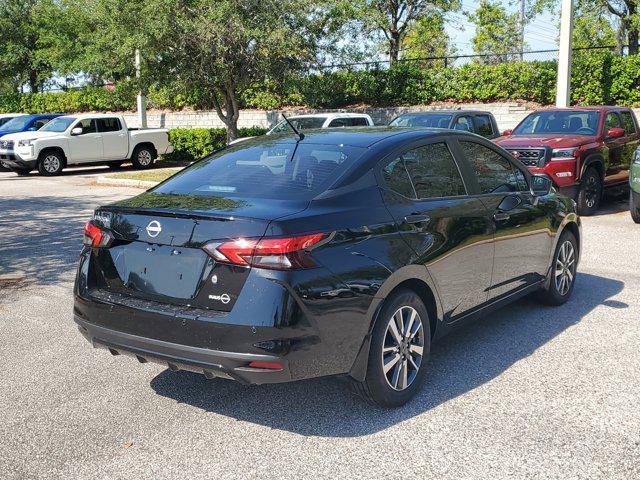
[[0, 114, 173, 176]]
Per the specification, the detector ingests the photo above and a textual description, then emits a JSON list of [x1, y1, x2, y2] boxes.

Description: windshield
[[389, 113, 453, 128], [0, 117, 16, 128], [269, 117, 327, 134], [153, 139, 366, 201], [40, 117, 76, 132], [0, 116, 31, 132], [513, 110, 601, 136]]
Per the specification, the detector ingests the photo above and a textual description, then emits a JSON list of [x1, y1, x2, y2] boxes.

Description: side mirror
[[531, 174, 553, 196], [502, 129, 513, 137], [606, 127, 625, 138], [71, 127, 83, 136]]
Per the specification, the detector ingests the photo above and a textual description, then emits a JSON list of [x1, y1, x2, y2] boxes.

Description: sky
[[445, 0, 561, 55]]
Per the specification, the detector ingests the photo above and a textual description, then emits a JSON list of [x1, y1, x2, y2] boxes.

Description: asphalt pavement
[[1, 169, 638, 479]]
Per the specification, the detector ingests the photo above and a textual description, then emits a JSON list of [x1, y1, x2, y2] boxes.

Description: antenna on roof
[[281, 114, 305, 141]]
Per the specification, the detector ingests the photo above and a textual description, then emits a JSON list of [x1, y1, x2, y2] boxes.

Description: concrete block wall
[[122, 104, 640, 133]]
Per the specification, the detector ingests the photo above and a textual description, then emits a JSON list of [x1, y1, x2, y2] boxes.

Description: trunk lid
[[89, 192, 308, 312]]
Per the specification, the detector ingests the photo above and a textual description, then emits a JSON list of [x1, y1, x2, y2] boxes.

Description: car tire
[[38, 151, 65, 176], [537, 231, 578, 306], [576, 167, 602, 216], [11, 167, 32, 176], [630, 190, 640, 224], [351, 288, 431, 408], [131, 145, 155, 169], [108, 161, 125, 170]]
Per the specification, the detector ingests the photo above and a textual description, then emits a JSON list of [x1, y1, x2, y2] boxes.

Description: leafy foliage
[[165, 127, 268, 162], [469, 1, 524, 62]]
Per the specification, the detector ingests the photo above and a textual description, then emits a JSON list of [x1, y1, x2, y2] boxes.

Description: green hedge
[[2, 52, 640, 113], [165, 127, 268, 162]]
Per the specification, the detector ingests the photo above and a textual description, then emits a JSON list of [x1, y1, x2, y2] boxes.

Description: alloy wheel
[[43, 155, 61, 173], [381, 306, 425, 391], [138, 150, 152, 166], [584, 175, 599, 208], [555, 240, 576, 296]]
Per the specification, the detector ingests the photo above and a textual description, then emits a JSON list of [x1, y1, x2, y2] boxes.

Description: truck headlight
[[17, 138, 36, 147], [551, 147, 578, 160]]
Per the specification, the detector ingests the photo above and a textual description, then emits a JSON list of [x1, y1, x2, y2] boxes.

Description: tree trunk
[[629, 26, 639, 55], [389, 32, 401, 66], [211, 84, 240, 144], [28, 71, 39, 93]]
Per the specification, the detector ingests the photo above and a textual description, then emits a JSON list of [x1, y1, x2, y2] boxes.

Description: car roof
[[285, 113, 372, 120], [533, 106, 629, 113], [396, 110, 493, 116], [250, 126, 467, 148], [57, 113, 119, 120]]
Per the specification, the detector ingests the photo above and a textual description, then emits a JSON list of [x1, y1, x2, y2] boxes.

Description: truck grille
[[0, 140, 14, 150], [506, 148, 546, 167]]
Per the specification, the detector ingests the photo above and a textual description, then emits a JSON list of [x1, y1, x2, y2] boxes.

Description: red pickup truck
[[495, 107, 639, 215]]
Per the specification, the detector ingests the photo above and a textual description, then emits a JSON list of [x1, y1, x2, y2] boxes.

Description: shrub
[[165, 127, 268, 162]]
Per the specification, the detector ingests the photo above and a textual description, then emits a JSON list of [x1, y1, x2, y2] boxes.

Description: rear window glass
[[390, 114, 453, 128], [153, 140, 365, 200]]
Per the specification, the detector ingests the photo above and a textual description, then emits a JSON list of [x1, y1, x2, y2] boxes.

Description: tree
[[572, 4, 618, 48], [347, 1, 460, 65], [401, 13, 455, 60], [0, 0, 54, 92], [154, 0, 328, 141], [470, 0, 524, 63], [532, 0, 639, 54]]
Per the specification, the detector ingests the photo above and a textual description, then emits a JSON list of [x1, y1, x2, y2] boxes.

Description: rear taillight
[[204, 233, 328, 270], [83, 221, 112, 248]]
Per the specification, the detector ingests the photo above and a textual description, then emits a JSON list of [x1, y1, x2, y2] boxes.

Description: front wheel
[[38, 151, 64, 176], [630, 190, 640, 224], [351, 289, 431, 408], [131, 146, 155, 169], [576, 167, 602, 216], [537, 231, 578, 306]]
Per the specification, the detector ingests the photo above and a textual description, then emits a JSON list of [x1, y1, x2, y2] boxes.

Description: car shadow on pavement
[[150, 272, 624, 437], [0, 194, 131, 285]]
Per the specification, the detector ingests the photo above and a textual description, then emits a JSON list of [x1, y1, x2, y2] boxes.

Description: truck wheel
[[631, 190, 640, 224], [537, 231, 578, 306], [350, 288, 431, 408], [131, 146, 155, 169], [576, 167, 601, 216], [38, 151, 64, 176]]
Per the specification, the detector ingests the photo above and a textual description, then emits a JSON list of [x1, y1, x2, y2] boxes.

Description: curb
[[96, 177, 159, 188]]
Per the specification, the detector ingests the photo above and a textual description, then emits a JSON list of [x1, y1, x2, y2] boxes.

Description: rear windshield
[[390, 114, 453, 128], [513, 110, 601, 135], [153, 140, 366, 200], [269, 117, 327, 134]]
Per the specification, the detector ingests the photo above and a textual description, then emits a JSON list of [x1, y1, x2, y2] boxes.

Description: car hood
[[496, 134, 597, 149], [0, 131, 59, 141]]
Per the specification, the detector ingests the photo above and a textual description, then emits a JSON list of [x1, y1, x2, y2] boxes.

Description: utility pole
[[135, 49, 148, 128], [556, 0, 574, 107], [520, 0, 526, 61]]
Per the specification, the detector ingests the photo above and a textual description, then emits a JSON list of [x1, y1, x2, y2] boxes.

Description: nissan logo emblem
[[146, 220, 162, 238]]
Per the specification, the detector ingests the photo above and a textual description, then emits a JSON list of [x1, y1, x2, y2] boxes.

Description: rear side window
[[153, 141, 365, 200], [97, 118, 122, 132], [383, 158, 415, 198], [475, 115, 494, 137], [350, 117, 370, 126], [460, 141, 528, 194], [620, 111, 637, 134], [32, 118, 50, 130], [383, 143, 466, 199]]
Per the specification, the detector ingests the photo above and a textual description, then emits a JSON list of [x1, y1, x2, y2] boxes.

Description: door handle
[[493, 212, 511, 222], [404, 214, 430, 224]]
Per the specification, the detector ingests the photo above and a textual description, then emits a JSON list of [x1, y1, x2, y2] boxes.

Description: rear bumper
[[75, 316, 291, 384]]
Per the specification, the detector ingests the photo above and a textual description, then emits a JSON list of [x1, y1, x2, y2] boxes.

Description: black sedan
[[74, 128, 581, 407]]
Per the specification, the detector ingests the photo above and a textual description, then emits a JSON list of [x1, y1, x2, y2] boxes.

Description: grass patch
[[106, 167, 183, 183]]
